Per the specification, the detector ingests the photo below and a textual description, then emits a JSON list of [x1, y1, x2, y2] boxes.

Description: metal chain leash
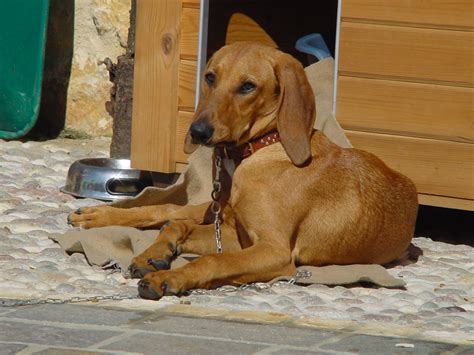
[[0, 272, 314, 306], [211, 153, 223, 254], [0, 292, 139, 308], [190, 270, 313, 295], [1, 271, 315, 305], [190, 282, 271, 295]]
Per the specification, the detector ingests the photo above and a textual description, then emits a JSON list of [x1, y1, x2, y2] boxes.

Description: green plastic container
[[0, 0, 49, 139]]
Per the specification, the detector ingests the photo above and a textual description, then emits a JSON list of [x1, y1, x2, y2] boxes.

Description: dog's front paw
[[129, 255, 172, 279], [130, 237, 180, 278], [138, 270, 188, 300], [128, 263, 155, 279], [67, 206, 114, 229]]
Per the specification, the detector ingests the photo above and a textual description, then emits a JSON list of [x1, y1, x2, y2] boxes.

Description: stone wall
[[66, 0, 131, 136]]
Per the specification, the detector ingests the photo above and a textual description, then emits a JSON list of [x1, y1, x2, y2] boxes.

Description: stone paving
[[0, 138, 138, 304], [0, 303, 471, 354], [0, 137, 473, 351]]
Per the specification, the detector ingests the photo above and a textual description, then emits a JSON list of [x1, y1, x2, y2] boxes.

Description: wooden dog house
[[131, 0, 473, 211]]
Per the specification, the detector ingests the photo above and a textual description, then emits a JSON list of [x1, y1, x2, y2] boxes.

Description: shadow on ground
[[28, 0, 75, 139]]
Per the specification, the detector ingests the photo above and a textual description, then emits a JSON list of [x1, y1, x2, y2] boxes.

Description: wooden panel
[[180, 7, 199, 60], [183, 0, 200, 9], [337, 76, 474, 143], [342, 0, 474, 30], [176, 110, 194, 163], [178, 59, 197, 110], [225, 13, 277, 47], [131, 0, 181, 173], [339, 22, 474, 86], [419, 194, 474, 212], [346, 130, 474, 200]]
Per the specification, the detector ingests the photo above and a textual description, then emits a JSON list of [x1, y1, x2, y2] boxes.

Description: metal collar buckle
[[246, 141, 255, 155]]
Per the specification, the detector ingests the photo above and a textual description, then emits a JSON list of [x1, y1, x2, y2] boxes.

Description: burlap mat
[[52, 58, 405, 289], [51, 226, 405, 288]]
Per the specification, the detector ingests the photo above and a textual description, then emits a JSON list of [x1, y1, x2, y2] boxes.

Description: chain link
[[288, 269, 313, 284], [190, 282, 271, 295], [212, 153, 223, 254], [0, 292, 139, 308], [189, 271, 313, 296]]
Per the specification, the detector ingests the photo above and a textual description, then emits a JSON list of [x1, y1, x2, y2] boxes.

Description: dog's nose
[[190, 120, 214, 144]]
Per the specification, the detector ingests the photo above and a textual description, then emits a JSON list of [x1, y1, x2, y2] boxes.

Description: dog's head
[[185, 42, 316, 166]]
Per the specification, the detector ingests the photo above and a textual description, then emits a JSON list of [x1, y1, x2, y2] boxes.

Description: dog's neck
[[215, 130, 281, 176]]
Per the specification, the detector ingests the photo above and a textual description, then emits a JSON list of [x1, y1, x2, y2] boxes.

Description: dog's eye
[[238, 81, 256, 94], [205, 73, 216, 86]]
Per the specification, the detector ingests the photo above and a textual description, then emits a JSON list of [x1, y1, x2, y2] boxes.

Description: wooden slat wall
[[339, 23, 473, 86], [175, 4, 201, 169], [182, 0, 200, 9], [338, 77, 474, 144], [178, 59, 197, 110], [343, 0, 473, 30], [418, 195, 474, 212], [338, 1, 474, 209], [131, 0, 182, 173], [180, 7, 200, 60]]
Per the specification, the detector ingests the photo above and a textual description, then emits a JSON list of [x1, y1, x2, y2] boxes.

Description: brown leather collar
[[218, 130, 281, 161]]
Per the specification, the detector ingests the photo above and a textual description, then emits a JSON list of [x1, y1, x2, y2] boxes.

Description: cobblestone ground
[[0, 138, 472, 347], [0, 138, 139, 301]]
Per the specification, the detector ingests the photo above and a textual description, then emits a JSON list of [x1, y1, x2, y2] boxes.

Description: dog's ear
[[184, 131, 199, 154], [274, 54, 316, 166]]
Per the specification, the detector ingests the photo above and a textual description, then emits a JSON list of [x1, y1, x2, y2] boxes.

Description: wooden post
[[131, 0, 182, 173]]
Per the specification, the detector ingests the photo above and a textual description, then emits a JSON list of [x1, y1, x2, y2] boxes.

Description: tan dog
[[69, 43, 418, 300]]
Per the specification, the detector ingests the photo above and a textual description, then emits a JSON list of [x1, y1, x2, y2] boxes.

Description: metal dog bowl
[[61, 158, 153, 201]]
